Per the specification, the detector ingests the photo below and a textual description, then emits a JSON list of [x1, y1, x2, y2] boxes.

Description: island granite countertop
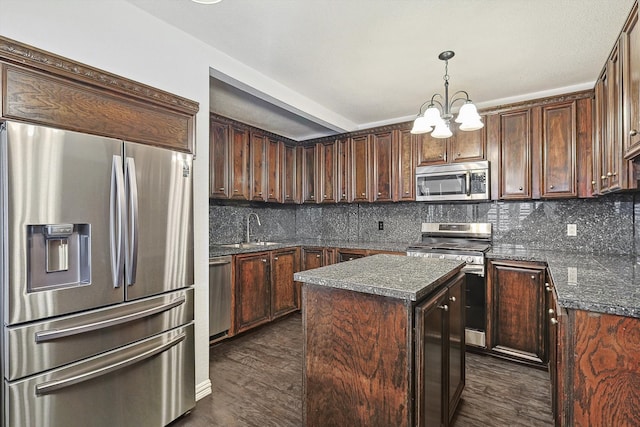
[[488, 245, 640, 319], [293, 254, 464, 301]]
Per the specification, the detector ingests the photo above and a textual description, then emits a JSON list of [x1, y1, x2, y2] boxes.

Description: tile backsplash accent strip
[[211, 193, 638, 255]]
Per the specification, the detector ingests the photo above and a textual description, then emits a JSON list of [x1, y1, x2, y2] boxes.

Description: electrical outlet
[[378, 221, 384, 231], [567, 224, 577, 236], [567, 267, 578, 283]]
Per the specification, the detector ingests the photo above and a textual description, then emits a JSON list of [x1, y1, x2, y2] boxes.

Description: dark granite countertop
[[209, 239, 409, 258], [293, 254, 464, 301], [488, 245, 640, 319]]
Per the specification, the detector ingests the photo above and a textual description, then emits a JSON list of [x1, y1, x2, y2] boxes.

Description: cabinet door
[[281, 143, 298, 203], [545, 278, 564, 425], [416, 133, 448, 165], [301, 247, 325, 270], [230, 126, 250, 200], [266, 138, 280, 202], [210, 119, 229, 198], [371, 130, 394, 202], [540, 101, 577, 198], [234, 253, 270, 334], [250, 132, 267, 201], [447, 276, 465, 424], [624, 5, 640, 156], [595, 73, 608, 194], [605, 41, 624, 192], [488, 260, 546, 364], [302, 145, 317, 203], [415, 287, 448, 427], [350, 135, 370, 202], [320, 141, 337, 203], [336, 248, 367, 263], [271, 248, 299, 318], [336, 138, 350, 202], [395, 129, 415, 201], [499, 110, 531, 199], [450, 119, 486, 163]]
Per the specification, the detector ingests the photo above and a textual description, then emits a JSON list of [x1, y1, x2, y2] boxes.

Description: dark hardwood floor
[[170, 313, 552, 427]]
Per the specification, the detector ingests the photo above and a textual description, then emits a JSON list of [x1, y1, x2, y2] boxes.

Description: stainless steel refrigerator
[[0, 121, 195, 427]]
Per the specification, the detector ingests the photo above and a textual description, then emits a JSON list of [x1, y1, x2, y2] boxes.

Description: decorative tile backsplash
[[211, 193, 638, 254]]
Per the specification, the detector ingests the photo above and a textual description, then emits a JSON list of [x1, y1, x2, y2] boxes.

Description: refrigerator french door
[[1, 121, 195, 427]]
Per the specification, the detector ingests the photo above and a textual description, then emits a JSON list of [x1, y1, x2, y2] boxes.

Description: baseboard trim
[[196, 379, 212, 401]]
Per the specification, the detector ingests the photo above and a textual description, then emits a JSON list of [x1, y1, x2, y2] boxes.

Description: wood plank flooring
[[169, 313, 552, 427]]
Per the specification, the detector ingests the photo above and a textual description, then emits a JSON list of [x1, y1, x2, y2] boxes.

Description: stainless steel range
[[407, 223, 491, 348]]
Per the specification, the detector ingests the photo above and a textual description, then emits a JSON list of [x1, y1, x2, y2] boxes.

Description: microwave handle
[[466, 172, 471, 196]]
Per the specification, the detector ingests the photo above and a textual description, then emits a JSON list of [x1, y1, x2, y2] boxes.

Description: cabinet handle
[[405, 191, 409, 194], [550, 318, 559, 325], [262, 259, 267, 263], [274, 256, 279, 261], [546, 286, 552, 293], [310, 195, 314, 199], [361, 192, 365, 196], [316, 254, 321, 258], [259, 192, 263, 195], [234, 189, 239, 192], [549, 185, 554, 189], [269, 193, 273, 196], [531, 275, 535, 279], [286, 194, 290, 198], [607, 172, 613, 177], [548, 309, 555, 315], [630, 129, 638, 136], [324, 194, 327, 198], [377, 192, 382, 196], [439, 154, 443, 158], [342, 193, 347, 197], [601, 175, 607, 180], [218, 187, 224, 191], [519, 187, 523, 191], [449, 296, 456, 302], [438, 304, 449, 312], [348, 257, 354, 261], [591, 180, 596, 186], [457, 152, 461, 156]]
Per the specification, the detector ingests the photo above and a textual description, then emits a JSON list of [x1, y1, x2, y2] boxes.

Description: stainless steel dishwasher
[[209, 255, 232, 339]]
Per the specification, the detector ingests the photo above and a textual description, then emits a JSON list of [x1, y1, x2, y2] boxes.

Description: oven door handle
[[465, 171, 471, 196]]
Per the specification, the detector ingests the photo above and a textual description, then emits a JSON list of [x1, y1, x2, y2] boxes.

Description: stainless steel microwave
[[415, 161, 490, 201]]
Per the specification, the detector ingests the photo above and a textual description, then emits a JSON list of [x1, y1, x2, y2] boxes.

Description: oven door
[[465, 272, 486, 348]]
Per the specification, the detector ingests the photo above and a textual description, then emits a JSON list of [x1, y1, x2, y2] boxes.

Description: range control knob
[[439, 255, 445, 259], [466, 257, 474, 263], [455, 255, 462, 261]]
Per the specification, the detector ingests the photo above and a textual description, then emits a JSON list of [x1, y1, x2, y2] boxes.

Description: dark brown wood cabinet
[[415, 274, 465, 427], [301, 145, 317, 203], [266, 138, 281, 202], [496, 109, 532, 199], [624, 3, 640, 159], [281, 143, 298, 203], [270, 248, 299, 317], [233, 251, 271, 334], [336, 137, 351, 203], [301, 247, 334, 270], [487, 259, 547, 365], [336, 248, 368, 263], [229, 125, 251, 200], [602, 40, 625, 193], [545, 277, 566, 426], [350, 135, 371, 202], [319, 141, 337, 203], [395, 129, 416, 201], [539, 101, 577, 198], [210, 118, 230, 198], [250, 132, 267, 202], [371, 130, 394, 202], [416, 132, 448, 165], [415, 121, 485, 166]]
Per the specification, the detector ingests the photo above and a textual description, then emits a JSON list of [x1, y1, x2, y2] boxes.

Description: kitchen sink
[[220, 241, 280, 248]]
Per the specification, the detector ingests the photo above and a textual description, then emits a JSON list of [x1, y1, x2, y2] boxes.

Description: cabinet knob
[[259, 192, 263, 195], [438, 304, 449, 312], [549, 185, 554, 189], [377, 192, 382, 196], [457, 152, 461, 156], [316, 254, 321, 258], [274, 256, 279, 261], [449, 296, 456, 302], [348, 257, 354, 261], [342, 193, 347, 197], [361, 192, 365, 196], [519, 187, 523, 191], [591, 181, 596, 186], [286, 194, 290, 198], [601, 175, 607, 180], [548, 309, 555, 315], [607, 172, 613, 177], [439, 154, 443, 158], [405, 191, 409, 194], [630, 129, 638, 136], [310, 195, 314, 199], [234, 189, 239, 192], [262, 259, 267, 263], [550, 318, 559, 325], [269, 193, 273, 196], [324, 194, 327, 198], [218, 187, 224, 191], [531, 275, 535, 279]]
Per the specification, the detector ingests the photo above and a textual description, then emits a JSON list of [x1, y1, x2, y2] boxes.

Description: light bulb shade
[[411, 116, 433, 134], [431, 121, 452, 139], [455, 102, 481, 124], [459, 119, 485, 132], [423, 106, 442, 128]]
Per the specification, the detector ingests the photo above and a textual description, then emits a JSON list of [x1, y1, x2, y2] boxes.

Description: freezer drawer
[[4, 323, 195, 427], [4, 288, 193, 381]]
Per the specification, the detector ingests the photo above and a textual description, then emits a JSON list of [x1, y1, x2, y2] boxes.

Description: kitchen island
[[294, 254, 465, 427]]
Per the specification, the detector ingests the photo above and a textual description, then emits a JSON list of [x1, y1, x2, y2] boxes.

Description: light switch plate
[[567, 224, 577, 236]]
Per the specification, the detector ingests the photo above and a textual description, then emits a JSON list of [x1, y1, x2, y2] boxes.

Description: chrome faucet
[[246, 212, 261, 243]]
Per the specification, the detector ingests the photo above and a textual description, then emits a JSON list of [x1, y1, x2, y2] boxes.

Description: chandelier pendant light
[[411, 51, 483, 137]]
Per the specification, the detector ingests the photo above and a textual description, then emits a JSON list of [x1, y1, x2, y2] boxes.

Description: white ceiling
[[127, 0, 635, 140]]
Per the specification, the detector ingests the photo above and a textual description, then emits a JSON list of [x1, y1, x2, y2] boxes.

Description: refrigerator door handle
[[35, 332, 186, 395], [34, 295, 186, 343], [125, 157, 139, 286], [110, 155, 126, 288]]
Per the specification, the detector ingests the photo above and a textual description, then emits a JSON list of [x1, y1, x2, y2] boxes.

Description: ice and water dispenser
[[27, 223, 91, 291]]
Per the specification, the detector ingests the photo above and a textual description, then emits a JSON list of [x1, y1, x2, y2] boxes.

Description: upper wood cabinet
[[623, 2, 640, 160], [250, 132, 267, 202], [301, 145, 317, 203], [371, 130, 394, 202], [319, 141, 337, 203], [266, 138, 281, 202], [336, 138, 351, 203], [350, 135, 371, 202], [416, 120, 486, 166], [281, 143, 298, 203], [496, 109, 532, 199], [395, 129, 416, 201], [538, 101, 577, 198], [229, 125, 251, 201], [210, 118, 230, 198]]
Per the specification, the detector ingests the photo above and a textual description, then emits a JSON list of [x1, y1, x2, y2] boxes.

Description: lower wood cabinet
[[336, 248, 367, 262], [487, 259, 547, 365], [301, 246, 335, 270], [415, 273, 465, 427], [232, 248, 300, 335], [546, 276, 566, 426]]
